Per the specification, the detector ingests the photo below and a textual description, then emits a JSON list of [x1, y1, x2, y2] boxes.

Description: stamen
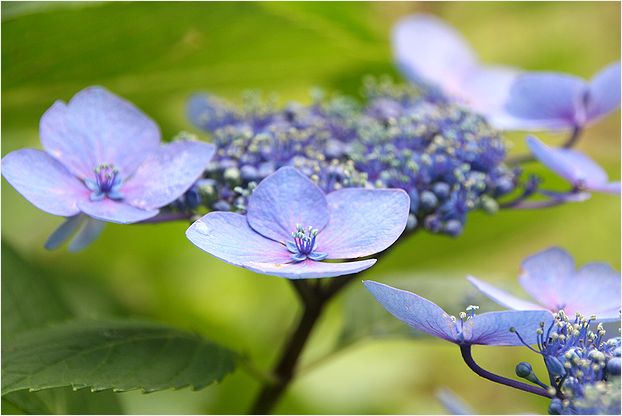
[[85, 163, 124, 201], [286, 224, 327, 262]]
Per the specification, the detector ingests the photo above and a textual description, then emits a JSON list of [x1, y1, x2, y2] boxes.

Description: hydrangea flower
[[468, 247, 621, 321], [364, 280, 552, 346], [186, 167, 409, 279], [1, 87, 215, 250], [392, 14, 521, 129], [511, 311, 621, 415], [505, 62, 621, 131], [527, 136, 621, 195]]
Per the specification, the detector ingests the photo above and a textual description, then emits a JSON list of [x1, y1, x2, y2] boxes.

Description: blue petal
[[90, 191, 105, 201], [469, 310, 553, 346], [68, 218, 106, 252], [44, 215, 87, 250], [290, 253, 307, 262], [363, 280, 458, 343], [244, 258, 376, 280], [587, 61, 621, 122], [84, 178, 99, 191], [307, 251, 327, 261], [246, 167, 329, 243], [318, 189, 409, 259], [393, 14, 477, 97], [286, 240, 298, 254], [467, 275, 543, 311], [40, 87, 161, 178], [78, 199, 158, 224], [505, 73, 587, 130], [2, 149, 85, 217], [124, 140, 215, 210], [519, 247, 576, 311], [186, 212, 291, 267]]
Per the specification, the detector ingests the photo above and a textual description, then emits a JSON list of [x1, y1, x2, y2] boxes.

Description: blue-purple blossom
[[392, 14, 521, 129], [186, 167, 409, 279], [505, 62, 621, 131], [512, 311, 621, 415], [1, 87, 215, 250], [468, 247, 621, 321], [364, 280, 553, 346], [526, 136, 621, 195]]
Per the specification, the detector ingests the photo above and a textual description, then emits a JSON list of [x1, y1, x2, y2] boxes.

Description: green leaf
[[2, 320, 237, 395], [1, 243, 72, 341], [2, 388, 122, 415]]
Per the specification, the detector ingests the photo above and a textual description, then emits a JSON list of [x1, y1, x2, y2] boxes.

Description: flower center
[[286, 224, 328, 262], [450, 305, 479, 343], [84, 163, 124, 201]]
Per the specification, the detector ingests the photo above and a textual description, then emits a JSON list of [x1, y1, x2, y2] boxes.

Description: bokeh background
[[2, 1, 620, 414]]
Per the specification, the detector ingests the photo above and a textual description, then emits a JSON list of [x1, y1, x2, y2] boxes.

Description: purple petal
[[554, 263, 621, 321], [40, 86, 160, 179], [247, 167, 329, 243], [2, 149, 86, 216], [393, 14, 476, 97], [245, 258, 376, 280], [587, 61, 621, 122], [318, 189, 409, 259], [123, 140, 215, 210], [77, 199, 158, 224], [469, 310, 553, 346], [45, 215, 86, 250], [526, 136, 609, 187], [68, 218, 106, 252], [467, 276, 543, 311], [460, 66, 522, 127], [363, 280, 458, 343], [589, 181, 621, 195], [519, 247, 576, 311], [186, 212, 291, 266], [505, 73, 587, 130]]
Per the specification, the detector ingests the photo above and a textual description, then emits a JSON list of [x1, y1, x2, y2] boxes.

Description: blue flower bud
[[548, 398, 563, 415], [515, 362, 533, 378], [432, 182, 451, 200], [444, 220, 463, 237], [408, 189, 420, 212], [213, 200, 232, 211], [545, 355, 567, 378], [607, 357, 621, 376], [420, 191, 438, 212]]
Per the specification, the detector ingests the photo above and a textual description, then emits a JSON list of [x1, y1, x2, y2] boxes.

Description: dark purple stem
[[459, 345, 553, 399]]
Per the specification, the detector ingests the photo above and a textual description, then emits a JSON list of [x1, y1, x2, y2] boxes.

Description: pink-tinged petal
[[469, 310, 554, 346], [589, 181, 621, 195], [467, 276, 544, 311], [2, 149, 86, 216], [505, 73, 587, 130], [393, 14, 477, 98], [40, 86, 160, 179], [244, 258, 376, 280], [587, 61, 621, 122], [519, 247, 575, 310], [461, 66, 521, 126], [318, 189, 409, 259], [526, 136, 609, 187], [123, 140, 215, 210], [556, 263, 621, 321], [247, 167, 329, 243], [364, 280, 458, 343], [77, 199, 158, 224], [186, 212, 291, 267]]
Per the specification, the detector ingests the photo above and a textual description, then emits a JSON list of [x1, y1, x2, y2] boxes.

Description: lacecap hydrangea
[[182, 78, 518, 237]]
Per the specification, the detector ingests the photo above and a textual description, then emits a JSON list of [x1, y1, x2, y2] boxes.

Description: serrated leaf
[[1, 243, 72, 341], [2, 320, 237, 395], [2, 388, 122, 415]]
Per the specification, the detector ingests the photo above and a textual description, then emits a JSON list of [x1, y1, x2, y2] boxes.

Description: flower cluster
[[186, 78, 518, 237]]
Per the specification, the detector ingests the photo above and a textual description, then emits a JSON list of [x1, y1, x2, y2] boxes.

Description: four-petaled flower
[[1, 86, 215, 250], [505, 62, 621, 131], [468, 247, 621, 321], [364, 280, 553, 346], [527, 136, 621, 195], [392, 14, 521, 130], [186, 167, 410, 279]]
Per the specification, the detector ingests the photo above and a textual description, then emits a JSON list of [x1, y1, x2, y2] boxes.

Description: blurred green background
[[2, 1, 620, 414]]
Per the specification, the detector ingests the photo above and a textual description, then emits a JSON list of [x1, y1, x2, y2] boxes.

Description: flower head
[[392, 14, 521, 129], [364, 280, 553, 346], [186, 167, 409, 279], [526, 136, 620, 195], [505, 62, 621, 131], [1, 87, 215, 250], [468, 247, 621, 321]]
